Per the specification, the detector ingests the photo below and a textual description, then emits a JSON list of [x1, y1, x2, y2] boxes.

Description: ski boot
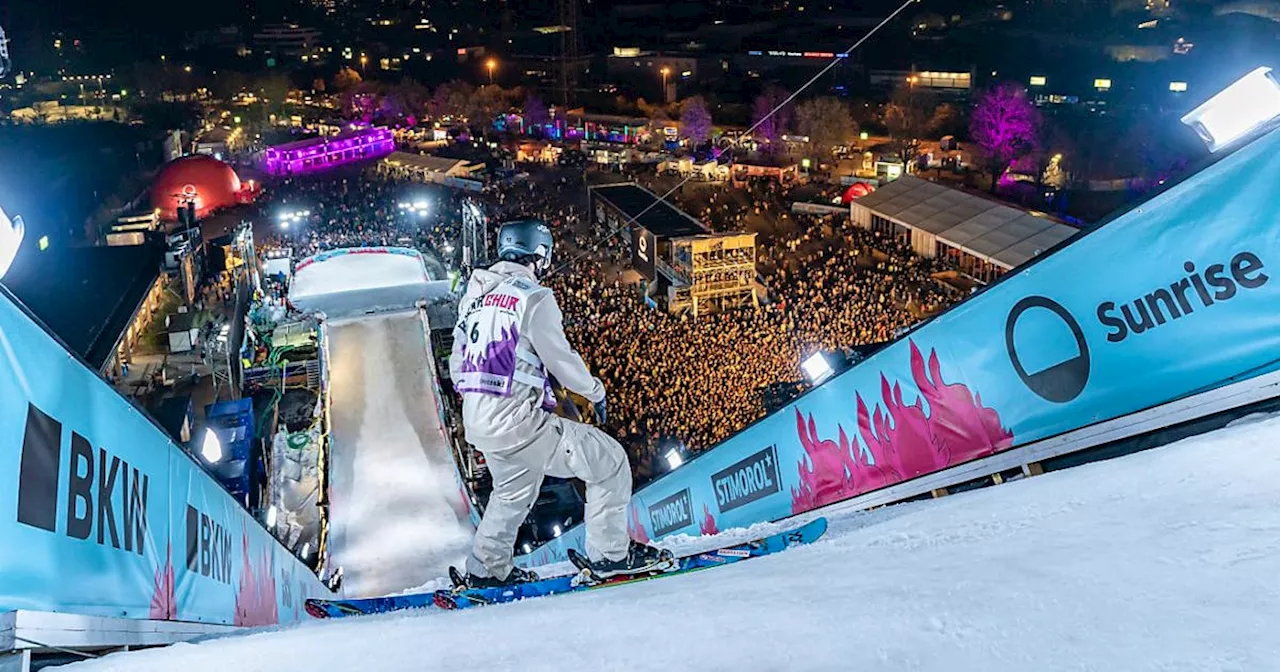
[[569, 542, 677, 584], [449, 565, 539, 592]]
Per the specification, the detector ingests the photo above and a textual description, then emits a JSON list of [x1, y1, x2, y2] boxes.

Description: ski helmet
[[497, 219, 555, 272]]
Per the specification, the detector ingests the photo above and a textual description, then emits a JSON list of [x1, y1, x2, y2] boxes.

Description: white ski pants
[[466, 414, 632, 579]]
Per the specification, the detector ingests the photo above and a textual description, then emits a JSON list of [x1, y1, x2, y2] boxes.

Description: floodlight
[[0, 206, 24, 281], [552, 524, 562, 538], [266, 505, 278, 527], [801, 352, 834, 384], [1181, 67, 1280, 152], [201, 428, 224, 463], [665, 449, 684, 470]]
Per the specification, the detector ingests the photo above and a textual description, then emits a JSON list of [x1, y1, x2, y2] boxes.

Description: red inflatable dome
[[841, 182, 876, 204], [150, 155, 244, 221]]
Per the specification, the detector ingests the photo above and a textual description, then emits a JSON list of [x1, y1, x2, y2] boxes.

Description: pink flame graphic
[[627, 505, 651, 544], [235, 531, 280, 627], [700, 504, 720, 536], [861, 373, 947, 480], [910, 341, 1014, 461], [791, 340, 1014, 515], [791, 409, 897, 512], [149, 542, 176, 620]]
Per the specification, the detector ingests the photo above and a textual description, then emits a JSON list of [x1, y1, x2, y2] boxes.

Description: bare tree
[[795, 97, 856, 158], [883, 82, 934, 165]]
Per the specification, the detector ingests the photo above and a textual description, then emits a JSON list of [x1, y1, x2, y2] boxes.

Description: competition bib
[[455, 276, 557, 409]]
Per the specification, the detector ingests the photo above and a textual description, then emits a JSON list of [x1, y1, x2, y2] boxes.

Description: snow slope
[[65, 413, 1280, 671], [323, 313, 474, 597]]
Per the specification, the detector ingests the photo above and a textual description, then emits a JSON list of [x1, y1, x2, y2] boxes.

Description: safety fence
[[523, 124, 1280, 565]]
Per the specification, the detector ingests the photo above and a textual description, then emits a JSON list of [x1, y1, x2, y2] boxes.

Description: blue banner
[[524, 125, 1280, 565], [0, 287, 329, 624]]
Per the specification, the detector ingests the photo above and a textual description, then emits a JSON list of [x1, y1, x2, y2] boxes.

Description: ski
[[305, 518, 827, 618], [433, 517, 827, 611], [304, 591, 439, 619]]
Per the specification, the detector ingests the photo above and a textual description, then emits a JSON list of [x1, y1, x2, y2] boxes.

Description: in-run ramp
[[63, 410, 1280, 671], [323, 312, 473, 597]]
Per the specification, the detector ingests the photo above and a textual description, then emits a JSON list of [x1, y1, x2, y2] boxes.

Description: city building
[[253, 24, 324, 58], [868, 69, 974, 96], [262, 127, 395, 176], [850, 175, 1079, 282], [378, 151, 485, 185]]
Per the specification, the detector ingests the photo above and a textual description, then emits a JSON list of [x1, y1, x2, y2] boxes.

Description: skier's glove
[[593, 398, 608, 426]]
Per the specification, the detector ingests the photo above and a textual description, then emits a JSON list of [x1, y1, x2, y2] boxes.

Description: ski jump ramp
[[326, 312, 473, 596], [289, 247, 475, 597]]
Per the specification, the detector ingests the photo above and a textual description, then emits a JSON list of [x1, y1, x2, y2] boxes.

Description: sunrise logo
[[0, 205, 25, 281], [1005, 296, 1091, 403]]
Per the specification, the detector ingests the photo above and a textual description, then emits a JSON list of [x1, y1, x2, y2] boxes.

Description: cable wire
[[550, 0, 921, 274]]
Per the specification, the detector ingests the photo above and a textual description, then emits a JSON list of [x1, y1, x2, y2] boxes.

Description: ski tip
[[304, 599, 331, 619]]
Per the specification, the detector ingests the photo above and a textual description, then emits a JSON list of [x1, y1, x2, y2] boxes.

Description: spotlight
[[801, 352, 834, 385], [665, 448, 684, 470], [200, 428, 224, 463], [1181, 67, 1280, 152]]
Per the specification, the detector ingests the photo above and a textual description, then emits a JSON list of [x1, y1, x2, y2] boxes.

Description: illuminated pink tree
[[970, 83, 1041, 193], [523, 92, 549, 134], [751, 86, 793, 153], [679, 96, 713, 147]]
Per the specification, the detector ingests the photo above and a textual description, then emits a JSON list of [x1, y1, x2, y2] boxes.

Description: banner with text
[[0, 288, 329, 624], [522, 125, 1280, 565]]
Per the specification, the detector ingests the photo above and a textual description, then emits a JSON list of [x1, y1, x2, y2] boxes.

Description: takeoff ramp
[[325, 312, 473, 597]]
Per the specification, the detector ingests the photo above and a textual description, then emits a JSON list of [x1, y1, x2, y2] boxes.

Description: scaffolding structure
[[665, 233, 759, 317]]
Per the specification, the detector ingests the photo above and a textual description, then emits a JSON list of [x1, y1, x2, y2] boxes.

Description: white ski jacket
[[449, 261, 606, 453]]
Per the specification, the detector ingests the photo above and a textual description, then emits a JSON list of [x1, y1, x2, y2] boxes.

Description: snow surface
[[65, 413, 1280, 671], [290, 251, 434, 318], [323, 313, 474, 598]]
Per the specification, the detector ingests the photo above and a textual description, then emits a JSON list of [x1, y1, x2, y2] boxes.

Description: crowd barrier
[[292, 245, 427, 277], [0, 286, 330, 626], [523, 124, 1280, 565], [291, 247, 434, 319]]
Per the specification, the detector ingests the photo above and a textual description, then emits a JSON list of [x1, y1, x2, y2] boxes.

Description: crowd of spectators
[[493, 166, 962, 484], [253, 171, 466, 264], [248, 160, 963, 488]]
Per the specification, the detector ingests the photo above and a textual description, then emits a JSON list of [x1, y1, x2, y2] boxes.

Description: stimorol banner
[[523, 124, 1280, 565], [0, 286, 330, 624]]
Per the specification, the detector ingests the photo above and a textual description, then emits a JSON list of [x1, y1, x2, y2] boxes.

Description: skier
[[449, 219, 672, 588]]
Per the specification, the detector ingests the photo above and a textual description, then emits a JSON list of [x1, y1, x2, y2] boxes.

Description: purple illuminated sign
[[262, 127, 396, 176]]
